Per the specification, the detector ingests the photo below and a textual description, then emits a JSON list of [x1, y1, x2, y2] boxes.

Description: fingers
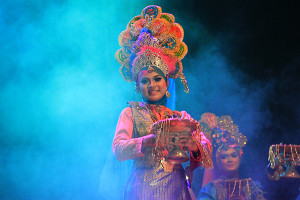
[[142, 134, 157, 147], [168, 139, 188, 146], [167, 136, 193, 147], [168, 131, 191, 138]]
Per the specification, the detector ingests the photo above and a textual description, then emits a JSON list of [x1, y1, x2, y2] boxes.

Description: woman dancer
[[198, 113, 265, 200], [113, 5, 212, 200]]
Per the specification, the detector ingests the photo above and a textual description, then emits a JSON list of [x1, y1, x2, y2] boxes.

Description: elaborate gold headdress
[[115, 5, 189, 92], [200, 113, 247, 156]]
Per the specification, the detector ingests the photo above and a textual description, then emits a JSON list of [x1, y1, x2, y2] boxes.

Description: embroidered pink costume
[[113, 5, 213, 200]]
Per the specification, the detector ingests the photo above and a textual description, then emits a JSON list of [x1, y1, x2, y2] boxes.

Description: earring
[[166, 90, 171, 98]]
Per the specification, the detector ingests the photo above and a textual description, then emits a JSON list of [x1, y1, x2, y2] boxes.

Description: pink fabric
[[113, 107, 144, 161]]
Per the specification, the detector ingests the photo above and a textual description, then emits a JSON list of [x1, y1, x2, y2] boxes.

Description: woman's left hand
[[183, 137, 199, 152]]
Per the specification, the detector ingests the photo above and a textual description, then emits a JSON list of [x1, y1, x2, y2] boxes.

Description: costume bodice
[[128, 101, 180, 169]]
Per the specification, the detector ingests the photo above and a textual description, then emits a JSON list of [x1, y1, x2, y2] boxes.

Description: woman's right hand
[[142, 134, 156, 147]]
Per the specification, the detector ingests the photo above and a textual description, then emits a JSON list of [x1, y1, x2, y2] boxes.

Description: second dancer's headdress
[[200, 113, 248, 156]]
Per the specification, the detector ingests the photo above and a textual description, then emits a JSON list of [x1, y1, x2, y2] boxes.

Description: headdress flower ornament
[[200, 114, 247, 156], [115, 5, 189, 92]]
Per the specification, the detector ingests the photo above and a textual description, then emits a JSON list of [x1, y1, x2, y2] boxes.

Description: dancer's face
[[216, 148, 240, 174], [137, 69, 168, 102]]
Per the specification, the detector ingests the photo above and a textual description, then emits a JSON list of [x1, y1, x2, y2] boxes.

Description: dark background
[[160, 1, 300, 199], [160, 1, 299, 139]]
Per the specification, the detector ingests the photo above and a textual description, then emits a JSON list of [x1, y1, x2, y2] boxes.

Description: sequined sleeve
[[181, 111, 213, 169], [191, 131, 213, 169], [112, 107, 144, 161]]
